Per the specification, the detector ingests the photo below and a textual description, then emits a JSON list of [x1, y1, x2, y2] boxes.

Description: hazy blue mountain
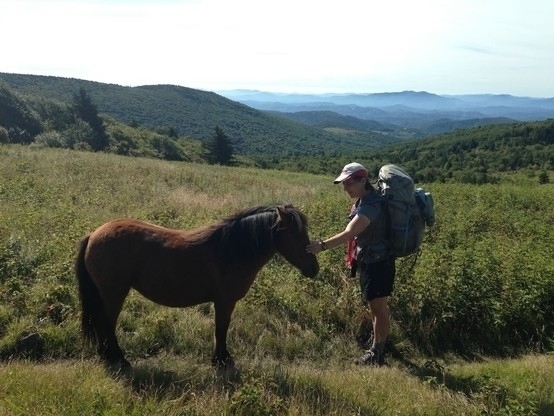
[[218, 90, 554, 126]]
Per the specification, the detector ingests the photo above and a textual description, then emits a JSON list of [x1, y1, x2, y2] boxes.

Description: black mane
[[210, 204, 305, 264]]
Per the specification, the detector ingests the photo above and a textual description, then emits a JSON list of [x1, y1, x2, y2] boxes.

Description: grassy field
[[1, 144, 553, 415]]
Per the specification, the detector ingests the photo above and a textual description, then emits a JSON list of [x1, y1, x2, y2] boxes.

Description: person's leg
[[369, 296, 390, 359], [356, 257, 395, 365]]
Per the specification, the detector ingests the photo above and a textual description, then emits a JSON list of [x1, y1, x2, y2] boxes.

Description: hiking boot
[[355, 349, 385, 366]]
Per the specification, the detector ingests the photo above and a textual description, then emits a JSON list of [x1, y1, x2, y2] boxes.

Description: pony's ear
[[276, 205, 288, 222], [276, 205, 303, 231]]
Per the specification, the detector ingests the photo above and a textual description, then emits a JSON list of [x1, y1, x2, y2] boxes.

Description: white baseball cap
[[333, 162, 368, 184]]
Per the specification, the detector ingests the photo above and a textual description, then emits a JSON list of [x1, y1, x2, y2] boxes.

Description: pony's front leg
[[212, 301, 236, 368]]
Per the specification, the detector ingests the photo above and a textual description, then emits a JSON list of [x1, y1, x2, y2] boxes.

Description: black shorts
[[358, 257, 396, 302]]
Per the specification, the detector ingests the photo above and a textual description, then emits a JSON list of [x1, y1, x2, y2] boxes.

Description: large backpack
[[377, 164, 435, 258]]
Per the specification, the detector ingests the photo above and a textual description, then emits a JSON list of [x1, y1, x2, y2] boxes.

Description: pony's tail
[[75, 235, 103, 346]]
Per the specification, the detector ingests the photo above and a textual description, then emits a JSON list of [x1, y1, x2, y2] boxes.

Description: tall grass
[[1, 144, 553, 415]]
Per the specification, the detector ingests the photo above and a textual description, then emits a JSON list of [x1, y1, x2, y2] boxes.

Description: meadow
[[0, 144, 553, 415]]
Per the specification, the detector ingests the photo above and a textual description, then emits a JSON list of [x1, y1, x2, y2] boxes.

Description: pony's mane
[[188, 204, 306, 263], [222, 204, 307, 233]]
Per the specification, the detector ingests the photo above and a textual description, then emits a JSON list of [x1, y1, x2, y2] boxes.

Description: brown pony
[[76, 204, 319, 368]]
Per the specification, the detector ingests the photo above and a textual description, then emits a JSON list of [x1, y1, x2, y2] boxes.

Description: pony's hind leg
[[97, 286, 131, 368], [98, 327, 129, 368]]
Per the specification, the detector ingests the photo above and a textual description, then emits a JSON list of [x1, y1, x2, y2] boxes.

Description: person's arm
[[306, 214, 370, 254]]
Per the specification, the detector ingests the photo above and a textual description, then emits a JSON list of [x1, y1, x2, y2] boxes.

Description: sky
[[1, 0, 553, 97]]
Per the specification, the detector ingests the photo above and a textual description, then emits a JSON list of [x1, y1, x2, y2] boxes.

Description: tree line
[[255, 120, 554, 184]]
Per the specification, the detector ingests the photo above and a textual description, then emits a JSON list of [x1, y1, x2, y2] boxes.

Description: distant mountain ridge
[[219, 89, 554, 110], [218, 90, 554, 131]]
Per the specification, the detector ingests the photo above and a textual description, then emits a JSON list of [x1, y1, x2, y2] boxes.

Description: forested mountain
[[1, 72, 553, 184], [0, 73, 396, 156], [268, 110, 392, 131], [273, 119, 554, 183]]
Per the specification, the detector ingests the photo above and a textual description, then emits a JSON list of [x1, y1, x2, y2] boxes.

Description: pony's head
[[274, 205, 319, 278]]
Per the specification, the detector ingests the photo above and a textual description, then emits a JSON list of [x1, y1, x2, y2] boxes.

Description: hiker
[[306, 162, 395, 366]]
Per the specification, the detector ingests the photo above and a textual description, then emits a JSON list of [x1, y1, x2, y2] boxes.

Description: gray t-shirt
[[352, 190, 389, 263]]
